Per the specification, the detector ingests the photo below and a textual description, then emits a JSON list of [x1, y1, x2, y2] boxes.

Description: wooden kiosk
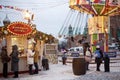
[[0, 22, 43, 75]]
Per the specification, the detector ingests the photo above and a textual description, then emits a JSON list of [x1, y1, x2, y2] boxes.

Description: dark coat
[[10, 45, 19, 72], [0, 47, 10, 63]]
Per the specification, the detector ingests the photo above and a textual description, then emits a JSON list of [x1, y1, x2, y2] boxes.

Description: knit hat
[[96, 45, 100, 48]]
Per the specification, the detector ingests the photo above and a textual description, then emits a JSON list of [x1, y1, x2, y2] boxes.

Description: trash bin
[[72, 57, 86, 75], [42, 58, 49, 70]]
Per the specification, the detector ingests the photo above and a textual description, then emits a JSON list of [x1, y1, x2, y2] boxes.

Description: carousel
[[69, 0, 120, 52]]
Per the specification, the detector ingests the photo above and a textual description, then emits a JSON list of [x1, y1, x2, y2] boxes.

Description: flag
[[0, 5, 2, 9]]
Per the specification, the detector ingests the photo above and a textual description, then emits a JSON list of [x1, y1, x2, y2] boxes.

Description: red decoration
[[7, 22, 32, 36]]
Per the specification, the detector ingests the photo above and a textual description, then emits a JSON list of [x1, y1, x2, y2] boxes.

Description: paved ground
[[0, 58, 120, 80]]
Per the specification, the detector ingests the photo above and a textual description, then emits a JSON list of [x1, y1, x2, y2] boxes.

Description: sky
[[0, 0, 71, 37], [0, 0, 90, 38]]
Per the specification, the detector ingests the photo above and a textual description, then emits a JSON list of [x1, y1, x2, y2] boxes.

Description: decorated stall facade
[[0, 21, 43, 74]]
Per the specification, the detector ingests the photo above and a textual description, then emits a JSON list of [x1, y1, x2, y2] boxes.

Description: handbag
[[85, 56, 92, 62]]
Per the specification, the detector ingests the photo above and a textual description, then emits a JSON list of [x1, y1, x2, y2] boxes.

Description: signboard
[[7, 22, 32, 36], [45, 44, 57, 54], [45, 44, 58, 64]]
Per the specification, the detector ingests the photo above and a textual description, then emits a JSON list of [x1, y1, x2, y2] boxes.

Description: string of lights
[[0, 0, 69, 12], [0, 0, 69, 6]]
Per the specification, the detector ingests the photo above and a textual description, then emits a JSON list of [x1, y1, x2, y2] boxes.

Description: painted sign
[[88, 16, 108, 34], [7, 22, 32, 36]]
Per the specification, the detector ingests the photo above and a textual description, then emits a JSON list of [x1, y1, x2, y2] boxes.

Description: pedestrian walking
[[10, 45, 19, 78], [27, 47, 35, 75], [33, 47, 39, 74], [61, 49, 67, 65], [0, 46, 10, 78], [94, 45, 103, 71]]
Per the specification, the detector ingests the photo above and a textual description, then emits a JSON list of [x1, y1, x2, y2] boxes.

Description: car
[[68, 47, 84, 57]]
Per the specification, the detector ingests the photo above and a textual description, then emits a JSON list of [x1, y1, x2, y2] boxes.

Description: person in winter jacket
[[27, 47, 35, 75], [10, 45, 19, 78], [0, 46, 10, 78], [94, 45, 103, 71], [33, 47, 39, 74]]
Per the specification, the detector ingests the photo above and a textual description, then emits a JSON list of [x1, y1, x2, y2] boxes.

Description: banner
[[0, 5, 32, 14], [88, 16, 108, 34]]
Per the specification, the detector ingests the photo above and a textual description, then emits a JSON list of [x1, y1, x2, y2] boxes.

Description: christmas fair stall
[[0, 21, 44, 75]]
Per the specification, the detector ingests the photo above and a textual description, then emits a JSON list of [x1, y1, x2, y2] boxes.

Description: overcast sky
[[0, 0, 70, 37]]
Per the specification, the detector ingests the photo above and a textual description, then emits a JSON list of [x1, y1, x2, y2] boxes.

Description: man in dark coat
[[10, 45, 19, 78], [0, 46, 10, 78]]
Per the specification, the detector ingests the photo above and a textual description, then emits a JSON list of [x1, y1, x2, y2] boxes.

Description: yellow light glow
[[105, 28, 108, 33], [13, 38, 17, 41], [69, 0, 76, 5], [23, 11, 31, 20]]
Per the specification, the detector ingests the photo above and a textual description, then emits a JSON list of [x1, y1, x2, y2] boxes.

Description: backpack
[[95, 50, 102, 58]]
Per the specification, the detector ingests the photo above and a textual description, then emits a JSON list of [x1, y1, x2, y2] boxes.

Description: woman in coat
[[10, 45, 19, 78], [27, 47, 35, 75]]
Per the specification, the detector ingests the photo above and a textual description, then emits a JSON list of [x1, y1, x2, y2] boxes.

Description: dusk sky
[[0, 0, 70, 37]]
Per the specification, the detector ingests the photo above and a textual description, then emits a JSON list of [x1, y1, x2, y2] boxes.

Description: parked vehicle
[[68, 47, 84, 57]]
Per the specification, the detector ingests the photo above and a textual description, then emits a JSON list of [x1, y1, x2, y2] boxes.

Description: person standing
[[0, 46, 10, 78], [94, 45, 103, 71], [103, 52, 110, 72], [27, 47, 35, 75], [61, 49, 67, 65], [33, 47, 39, 74], [84, 46, 92, 70], [10, 45, 19, 78]]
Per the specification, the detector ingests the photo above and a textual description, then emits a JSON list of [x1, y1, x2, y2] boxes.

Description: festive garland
[[0, 5, 33, 14]]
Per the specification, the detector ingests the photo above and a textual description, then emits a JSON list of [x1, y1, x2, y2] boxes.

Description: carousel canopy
[[69, 0, 120, 16]]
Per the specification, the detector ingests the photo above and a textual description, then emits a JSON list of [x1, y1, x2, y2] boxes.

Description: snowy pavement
[[0, 61, 120, 80]]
